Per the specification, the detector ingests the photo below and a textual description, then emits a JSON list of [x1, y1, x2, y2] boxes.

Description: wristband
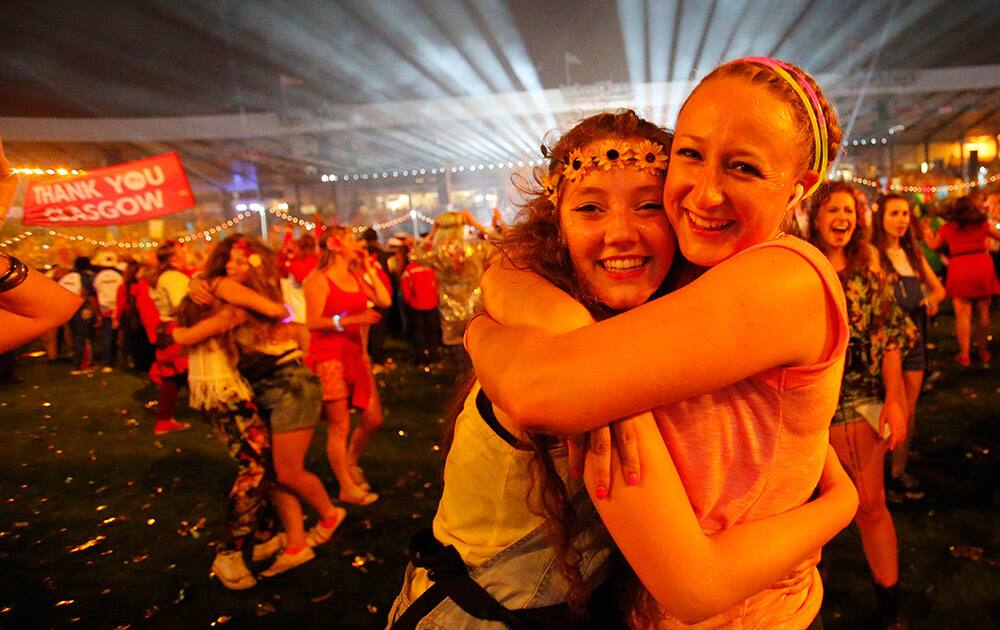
[[0, 254, 28, 292], [332, 314, 344, 332]]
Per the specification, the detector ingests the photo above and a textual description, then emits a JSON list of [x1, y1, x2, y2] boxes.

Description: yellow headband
[[737, 57, 829, 198], [541, 139, 669, 206]]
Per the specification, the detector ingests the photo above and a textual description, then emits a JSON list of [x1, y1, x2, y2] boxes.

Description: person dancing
[[193, 236, 346, 575], [923, 195, 1000, 366], [173, 285, 301, 587], [304, 227, 390, 505]]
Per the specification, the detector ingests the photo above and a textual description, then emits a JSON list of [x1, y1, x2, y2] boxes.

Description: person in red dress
[[924, 195, 1000, 365]]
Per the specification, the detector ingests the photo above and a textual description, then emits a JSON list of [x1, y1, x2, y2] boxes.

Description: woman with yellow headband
[[466, 58, 852, 628]]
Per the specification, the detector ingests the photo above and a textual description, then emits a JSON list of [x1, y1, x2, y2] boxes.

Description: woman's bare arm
[[588, 414, 857, 623], [479, 260, 594, 328], [359, 259, 392, 308], [0, 267, 83, 352], [214, 277, 288, 319], [173, 307, 247, 346], [467, 247, 835, 434]]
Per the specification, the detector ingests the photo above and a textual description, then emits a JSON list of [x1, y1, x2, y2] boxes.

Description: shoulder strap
[[476, 388, 534, 451]]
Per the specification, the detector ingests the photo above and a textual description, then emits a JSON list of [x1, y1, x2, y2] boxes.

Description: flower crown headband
[[733, 56, 829, 198], [233, 239, 263, 269], [540, 139, 669, 206]]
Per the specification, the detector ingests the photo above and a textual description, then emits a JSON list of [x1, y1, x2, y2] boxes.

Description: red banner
[[23, 152, 195, 227]]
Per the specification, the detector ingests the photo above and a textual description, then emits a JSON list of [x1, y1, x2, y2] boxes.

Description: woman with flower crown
[[386, 109, 856, 629], [465, 58, 856, 628]]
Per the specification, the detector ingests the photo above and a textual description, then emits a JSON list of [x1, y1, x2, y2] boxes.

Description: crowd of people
[[1, 55, 998, 629]]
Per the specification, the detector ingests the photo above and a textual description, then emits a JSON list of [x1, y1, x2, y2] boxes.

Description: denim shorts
[[251, 360, 322, 434], [901, 308, 927, 372]]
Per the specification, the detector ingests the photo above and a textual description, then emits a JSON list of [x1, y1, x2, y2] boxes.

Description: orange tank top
[[653, 236, 848, 629]]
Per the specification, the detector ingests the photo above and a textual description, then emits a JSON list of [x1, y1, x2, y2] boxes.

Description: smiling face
[[559, 156, 674, 311], [664, 76, 816, 266], [225, 245, 251, 283], [815, 191, 857, 252], [881, 197, 911, 240]]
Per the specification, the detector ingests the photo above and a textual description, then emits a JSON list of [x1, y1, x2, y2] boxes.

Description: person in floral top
[[806, 181, 917, 629]]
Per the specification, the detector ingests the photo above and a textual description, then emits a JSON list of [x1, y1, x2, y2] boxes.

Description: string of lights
[[10, 167, 86, 176], [2, 202, 442, 252], [176, 211, 256, 244], [845, 171, 1000, 193], [318, 158, 542, 183]]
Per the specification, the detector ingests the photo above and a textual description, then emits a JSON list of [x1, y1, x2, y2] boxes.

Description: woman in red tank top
[[304, 227, 392, 505]]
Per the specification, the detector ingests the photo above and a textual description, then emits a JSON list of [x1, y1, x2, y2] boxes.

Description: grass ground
[[0, 311, 997, 629]]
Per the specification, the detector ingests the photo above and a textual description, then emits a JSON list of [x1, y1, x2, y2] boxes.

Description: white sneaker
[[252, 533, 286, 562], [211, 550, 257, 590], [260, 546, 315, 577], [306, 508, 347, 547]]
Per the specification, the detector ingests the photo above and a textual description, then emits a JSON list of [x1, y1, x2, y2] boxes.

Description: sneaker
[[154, 419, 191, 435], [260, 546, 315, 577], [979, 350, 992, 365], [306, 508, 347, 547], [955, 354, 971, 368], [252, 533, 286, 562], [212, 550, 257, 590]]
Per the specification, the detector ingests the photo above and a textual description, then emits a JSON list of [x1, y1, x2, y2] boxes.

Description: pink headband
[[730, 56, 829, 197]]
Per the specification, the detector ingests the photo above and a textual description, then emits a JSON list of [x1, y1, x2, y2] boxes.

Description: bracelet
[[0, 254, 28, 292], [332, 314, 344, 332]]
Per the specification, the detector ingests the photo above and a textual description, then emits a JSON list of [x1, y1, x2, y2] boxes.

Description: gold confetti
[[42, 402, 52, 407], [96, 505, 107, 511], [146, 519, 156, 526], [55, 600, 75, 607], [68, 535, 106, 553], [949, 545, 984, 560], [211, 616, 231, 626], [311, 591, 334, 603]]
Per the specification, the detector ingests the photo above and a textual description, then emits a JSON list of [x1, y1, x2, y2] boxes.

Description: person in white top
[[148, 241, 192, 435], [92, 252, 124, 370]]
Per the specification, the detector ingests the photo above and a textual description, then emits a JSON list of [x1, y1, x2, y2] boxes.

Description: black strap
[[476, 388, 533, 451], [391, 530, 527, 630]]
